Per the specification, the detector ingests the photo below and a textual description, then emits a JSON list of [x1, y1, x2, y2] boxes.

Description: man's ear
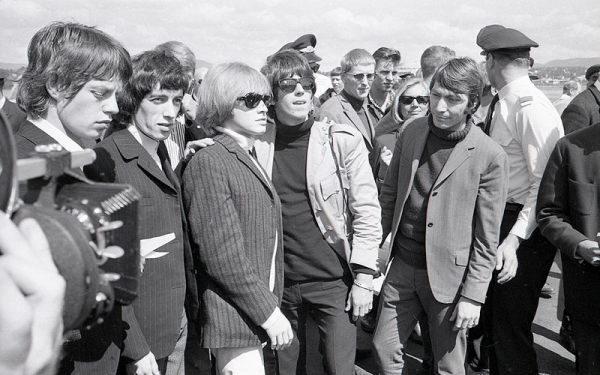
[[46, 81, 62, 102]]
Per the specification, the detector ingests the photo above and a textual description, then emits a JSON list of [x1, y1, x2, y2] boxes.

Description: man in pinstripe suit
[[182, 62, 292, 374], [82, 50, 197, 375]]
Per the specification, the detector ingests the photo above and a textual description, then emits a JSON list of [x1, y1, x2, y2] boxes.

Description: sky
[[0, 0, 598, 71]]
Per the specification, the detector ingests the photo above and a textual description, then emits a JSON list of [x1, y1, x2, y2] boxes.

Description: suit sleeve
[[561, 102, 590, 135], [121, 305, 151, 362], [537, 142, 588, 259], [182, 152, 279, 327], [461, 149, 509, 303], [84, 146, 152, 362]]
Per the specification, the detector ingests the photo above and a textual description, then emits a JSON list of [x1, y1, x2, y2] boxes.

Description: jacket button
[[432, 192, 438, 197], [427, 223, 433, 227]]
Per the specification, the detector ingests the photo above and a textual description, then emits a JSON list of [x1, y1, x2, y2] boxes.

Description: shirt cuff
[[260, 307, 281, 331]]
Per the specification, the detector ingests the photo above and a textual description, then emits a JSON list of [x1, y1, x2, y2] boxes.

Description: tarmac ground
[[305, 252, 576, 375]]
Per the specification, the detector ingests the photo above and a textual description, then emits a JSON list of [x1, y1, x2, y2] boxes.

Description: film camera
[[0, 111, 141, 332]]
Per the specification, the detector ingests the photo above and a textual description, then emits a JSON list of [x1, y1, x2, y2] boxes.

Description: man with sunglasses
[[319, 49, 379, 168], [257, 50, 381, 375], [369, 47, 401, 122]]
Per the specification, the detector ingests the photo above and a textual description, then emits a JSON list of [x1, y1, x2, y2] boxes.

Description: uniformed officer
[[278, 34, 322, 72], [476, 24, 564, 375]]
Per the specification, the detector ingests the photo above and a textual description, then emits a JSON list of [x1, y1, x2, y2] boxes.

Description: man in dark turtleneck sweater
[[318, 48, 378, 167], [256, 50, 381, 375], [374, 57, 509, 374]]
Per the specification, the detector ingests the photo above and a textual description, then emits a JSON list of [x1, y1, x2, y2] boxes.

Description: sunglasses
[[236, 93, 272, 108], [348, 73, 375, 81], [398, 96, 429, 105], [276, 77, 316, 93]]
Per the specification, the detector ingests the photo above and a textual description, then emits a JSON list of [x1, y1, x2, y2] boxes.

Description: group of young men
[[2, 19, 599, 375]]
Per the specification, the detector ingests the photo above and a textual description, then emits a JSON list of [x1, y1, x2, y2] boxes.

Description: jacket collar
[[336, 94, 374, 146], [111, 129, 175, 191], [214, 133, 274, 197]]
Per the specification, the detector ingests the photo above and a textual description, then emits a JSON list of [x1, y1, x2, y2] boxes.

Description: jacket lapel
[[338, 96, 373, 147], [216, 134, 275, 197], [112, 130, 175, 191], [434, 126, 475, 188], [17, 121, 57, 147]]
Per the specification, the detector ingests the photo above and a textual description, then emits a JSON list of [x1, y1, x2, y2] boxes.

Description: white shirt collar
[[215, 126, 255, 152], [127, 123, 165, 170], [27, 116, 84, 152], [498, 75, 531, 100], [0, 97, 5, 109], [594, 80, 600, 92]]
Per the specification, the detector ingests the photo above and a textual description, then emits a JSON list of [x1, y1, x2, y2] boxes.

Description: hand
[[181, 93, 198, 121], [345, 274, 374, 321], [449, 296, 482, 331], [496, 233, 521, 284], [576, 240, 600, 266], [0, 214, 65, 375], [262, 309, 293, 351], [126, 351, 160, 375], [182, 138, 215, 163], [380, 146, 393, 166]]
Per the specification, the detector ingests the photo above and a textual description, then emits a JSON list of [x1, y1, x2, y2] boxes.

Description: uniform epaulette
[[519, 96, 534, 107]]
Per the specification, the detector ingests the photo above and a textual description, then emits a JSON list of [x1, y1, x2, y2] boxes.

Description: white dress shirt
[[490, 75, 564, 240]]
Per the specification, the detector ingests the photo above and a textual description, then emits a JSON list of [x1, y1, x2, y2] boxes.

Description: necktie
[[483, 94, 499, 135]]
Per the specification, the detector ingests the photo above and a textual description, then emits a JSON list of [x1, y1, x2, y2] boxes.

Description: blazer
[[14, 120, 58, 158], [255, 121, 381, 274], [537, 123, 600, 325], [84, 129, 194, 361], [1, 99, 26, 133], [318, 94, 377, 154], [182, 133, 284, 348], [379, 117, 509, 304], [561, 86, 600, 134]]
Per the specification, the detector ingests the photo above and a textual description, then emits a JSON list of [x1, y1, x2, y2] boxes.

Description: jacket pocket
[[455, 249, 470, 267], [568, 177, 596, 215]]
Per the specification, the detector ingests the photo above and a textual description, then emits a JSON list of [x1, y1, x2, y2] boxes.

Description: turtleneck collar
[[427, 114, 472, 141], [275, 116, 314, 139]]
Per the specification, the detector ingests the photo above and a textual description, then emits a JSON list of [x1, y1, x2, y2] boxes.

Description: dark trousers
[[483, 209, 556, 375], [276, 278, 356, 375], [572, 318, 600, 374]]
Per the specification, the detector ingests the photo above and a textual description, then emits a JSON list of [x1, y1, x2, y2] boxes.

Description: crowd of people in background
[[1, 19, 600, 375]]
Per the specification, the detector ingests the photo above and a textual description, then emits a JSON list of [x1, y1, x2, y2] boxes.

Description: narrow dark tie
[[483, 94, 499, 135]]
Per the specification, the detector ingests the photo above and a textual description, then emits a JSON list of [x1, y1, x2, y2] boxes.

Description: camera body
[[1, 111, 141, 331]]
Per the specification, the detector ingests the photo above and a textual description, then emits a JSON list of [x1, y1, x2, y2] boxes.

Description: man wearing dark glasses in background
[[256, 49, 381, 374], [368, 47, 402, 122], [319, 48, 378, 169]]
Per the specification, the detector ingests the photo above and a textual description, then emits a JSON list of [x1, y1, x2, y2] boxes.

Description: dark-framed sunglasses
[[348, 73, 375, 81], [398, 96, 429, 105], [276, 77, 316, 93], [236, 93, 272, 108]]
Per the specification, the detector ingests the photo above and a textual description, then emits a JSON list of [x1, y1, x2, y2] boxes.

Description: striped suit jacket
[[84, 129, 193, 361], [182, 133, 284, 348], [14, 120, 58, 158], [1, 99, 26, 133]]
